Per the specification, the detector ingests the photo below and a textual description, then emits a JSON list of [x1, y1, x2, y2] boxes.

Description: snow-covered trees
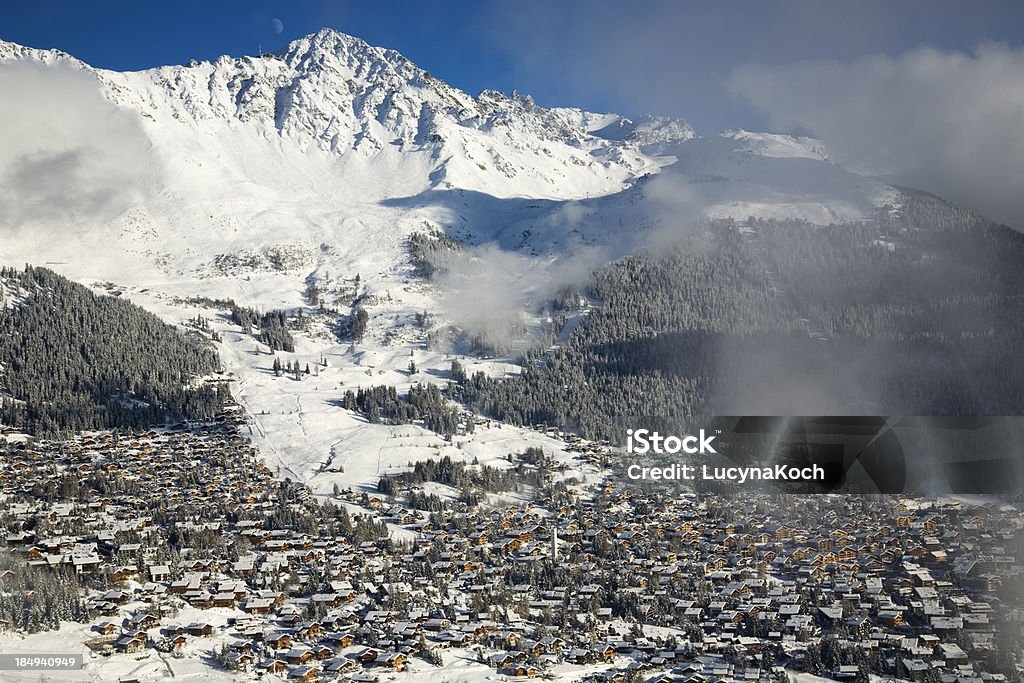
[[0, 551, 90, 633], [348, 307, 369, 342], [342, 382, 472, 439], [0, 266, 228, 436], [458, 196, 1024, 440]]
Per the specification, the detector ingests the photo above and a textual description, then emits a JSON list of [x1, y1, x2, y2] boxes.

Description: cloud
[[434, 242, 609, 352], [728, 43, 1024, 228], [272, 18, 284, 35], [430, 177, 716, 352], [483, 1, 1024, 135], [0, 61, 156, 234], [484, 1, 755, 129]]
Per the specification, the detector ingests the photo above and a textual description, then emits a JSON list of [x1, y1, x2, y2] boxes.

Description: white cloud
[[0, 62, 156, 231], [435, 241, 608, 350], [728, 43, 1024, 227]]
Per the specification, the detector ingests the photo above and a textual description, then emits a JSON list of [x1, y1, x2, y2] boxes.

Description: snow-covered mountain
[[0, 29, 670, 197], [0, 28, 928, 491], [0, 28, 899, 295]]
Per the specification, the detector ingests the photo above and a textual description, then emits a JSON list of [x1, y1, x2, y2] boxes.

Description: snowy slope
[[0, 28, 898, 291], [664, 129, 898, 224], [0, 30, 908, 488], [0, 30, 698, 310]]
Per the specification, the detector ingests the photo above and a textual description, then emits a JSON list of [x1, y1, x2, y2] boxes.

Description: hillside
[[0, 29, 894, 297], [0, 29, 1014, 487], [460, 192, 1024, 439], [0, 266, 228, 436]]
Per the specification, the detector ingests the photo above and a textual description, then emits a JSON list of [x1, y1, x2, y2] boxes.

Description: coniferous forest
[[342, 382, 475, 439], [455, 191, 1024, 442], [0, 266, 229, 436]]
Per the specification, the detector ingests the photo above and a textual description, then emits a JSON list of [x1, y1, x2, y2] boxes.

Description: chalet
[[284, 647, 314, 665], [306, 645, 331, 661], [100, 589, 131, 605], [215, 647, 249, 669], [186, 622, 215, 637], [131, 613, 160, 629], [114, 635, 146, 654], [148, 564, 170, 582], [349, 674, 380, 683], [898, 658, 931, 680], [817, 605, 844, 626], [878, 610, 904, 628], [95, 621, 119, 635], [265, 632, 293, 649], [832, 664, 861, 680], [937, 642, 968, 664], [213, 592, 237, 608], [374, 651, 406, 670], [260, 659, 289, 674], [437, 631, 471, 647], [244, 597, 275, 614], [107, 565, 136, 582], [845, 617, 871, 638], [322, 656, 357, 674]]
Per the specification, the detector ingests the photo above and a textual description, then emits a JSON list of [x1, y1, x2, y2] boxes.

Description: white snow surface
[[1, 29, 898, 284]]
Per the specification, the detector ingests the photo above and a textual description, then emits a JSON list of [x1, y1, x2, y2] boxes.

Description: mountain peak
[[0, 28, 697, 203], [285, 27, 372, 55], [310, 26, 363, 42], [273, 28, 416, 77]]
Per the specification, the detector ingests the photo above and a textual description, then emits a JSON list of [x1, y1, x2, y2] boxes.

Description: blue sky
[[2, 1, 1021, 133]]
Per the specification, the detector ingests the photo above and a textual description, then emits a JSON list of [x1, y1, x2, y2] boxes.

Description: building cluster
[[0, 415, 1021, 683]]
